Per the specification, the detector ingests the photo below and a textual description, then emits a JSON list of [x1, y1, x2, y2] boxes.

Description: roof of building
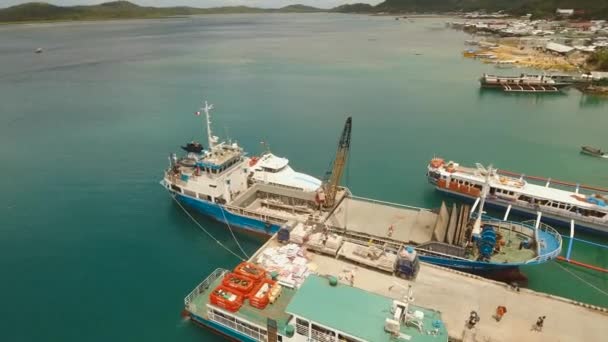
[[590, 71, 608, 79], [286, 275, 446, 342], [546, 42, 574, 53]]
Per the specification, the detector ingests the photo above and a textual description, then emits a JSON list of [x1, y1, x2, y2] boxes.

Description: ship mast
[[202, 101, 215, 150]]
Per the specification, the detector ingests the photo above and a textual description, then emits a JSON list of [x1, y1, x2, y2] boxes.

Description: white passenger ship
[[426, 158, 608, 234]]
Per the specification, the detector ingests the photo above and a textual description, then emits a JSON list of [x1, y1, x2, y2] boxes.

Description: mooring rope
[[171, 195, 245, 262], [219, 204, 250, 259], [555, 261, 608, 297]]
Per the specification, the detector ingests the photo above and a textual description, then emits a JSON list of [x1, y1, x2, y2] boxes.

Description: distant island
[[0, 1, 323, 23], [2, 0, 608, 23]]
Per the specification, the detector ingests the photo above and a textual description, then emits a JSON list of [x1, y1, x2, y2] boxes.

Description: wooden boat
[[581, 146, 607, 158]]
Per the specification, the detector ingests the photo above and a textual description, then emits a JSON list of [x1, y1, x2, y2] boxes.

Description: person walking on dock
[[494, 306, 507, 322], [467, 311, 480, 329], [532, 316, 546, 332]]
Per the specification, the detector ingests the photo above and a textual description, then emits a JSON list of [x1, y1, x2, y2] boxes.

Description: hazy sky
[[3, 1, 382, 9]]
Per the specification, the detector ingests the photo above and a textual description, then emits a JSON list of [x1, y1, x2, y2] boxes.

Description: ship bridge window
[[338, 334, 363, 342], [296, 318, 309, 336], [311, 323, 336, 341], [589, 210, 606, 218], [518, 195, 533, 203]]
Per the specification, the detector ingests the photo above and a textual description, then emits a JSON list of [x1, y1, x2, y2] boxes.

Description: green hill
[[332, 3, 375, 13], [0, 1, 322, 23], [279, 4, 323, 13]]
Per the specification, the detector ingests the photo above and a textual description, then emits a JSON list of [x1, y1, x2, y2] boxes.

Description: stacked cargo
[[256, 243, 311, 288], [306, 232, 344, 256], [288, 222, 313, 244]]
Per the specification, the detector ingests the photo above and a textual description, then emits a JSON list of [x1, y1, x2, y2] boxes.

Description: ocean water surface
[[1, 14, 607, 341]]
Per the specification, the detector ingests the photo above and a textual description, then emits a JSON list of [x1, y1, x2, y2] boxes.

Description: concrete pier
[[250, 237, 608, 342], [307, 250, 607, 341]]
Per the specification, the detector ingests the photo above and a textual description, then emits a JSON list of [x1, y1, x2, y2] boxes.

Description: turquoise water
[[1, 14, 607, 341]]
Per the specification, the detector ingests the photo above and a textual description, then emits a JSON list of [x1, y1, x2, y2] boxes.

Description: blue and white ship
[[161, 101, 561, 275], [161, 101, 324, 236]]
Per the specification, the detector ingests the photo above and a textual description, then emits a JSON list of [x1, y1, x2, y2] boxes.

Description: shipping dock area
[[325, 197, 440, 244], [244, 235, 608, 342]]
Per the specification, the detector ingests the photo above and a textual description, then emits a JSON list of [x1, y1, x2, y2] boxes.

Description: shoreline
[[464, 40, 584, 72]]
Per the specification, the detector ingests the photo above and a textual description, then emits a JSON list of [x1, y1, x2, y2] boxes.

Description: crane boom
[[321, 117, 352, 208]]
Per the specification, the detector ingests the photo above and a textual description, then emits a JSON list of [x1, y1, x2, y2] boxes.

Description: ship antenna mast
[[203, 101, 215, 150]]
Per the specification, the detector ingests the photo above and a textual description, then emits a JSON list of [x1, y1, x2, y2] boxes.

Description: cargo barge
[[161, 101, 561, 275]]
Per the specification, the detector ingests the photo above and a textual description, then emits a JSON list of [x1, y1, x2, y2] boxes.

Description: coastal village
[[447, 9, 608, 94]]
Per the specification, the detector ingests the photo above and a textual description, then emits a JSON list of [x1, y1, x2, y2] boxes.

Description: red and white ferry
[[426, 158, 608, 235]]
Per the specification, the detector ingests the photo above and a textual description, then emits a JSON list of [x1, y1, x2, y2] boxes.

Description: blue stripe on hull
[[175, 193, 281, 235], [190, 313, 258, 342], [418, 255, 521, 271], [434, 188, 608, 235]]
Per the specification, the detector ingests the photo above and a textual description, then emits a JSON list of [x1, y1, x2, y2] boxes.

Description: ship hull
[[418, 255, 520, 271], [189, 312, 257, 342], [480, 82, 570, 89], [433, 187, 608, 235], [172, 192, 281, 236], [418, 255, 530, 283]]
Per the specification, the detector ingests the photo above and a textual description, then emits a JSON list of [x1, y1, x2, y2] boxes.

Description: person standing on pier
[[533, 316, 546, 332], [494, 306, 507, 322]]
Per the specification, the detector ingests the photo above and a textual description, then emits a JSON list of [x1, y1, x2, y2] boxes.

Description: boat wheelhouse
[[581, 146, 607, 158], [426, 158, 608, 234], [248, 153, 322, 192], [161, 101, 329, 235]]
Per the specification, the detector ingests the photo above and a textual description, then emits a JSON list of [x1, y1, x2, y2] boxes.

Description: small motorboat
[[35, 48, 43, 54], [181, 141, 204, 153], [581, 145, 607, 158]]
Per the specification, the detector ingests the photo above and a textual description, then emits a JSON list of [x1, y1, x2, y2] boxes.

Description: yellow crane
[[317, 117, 352, 209]]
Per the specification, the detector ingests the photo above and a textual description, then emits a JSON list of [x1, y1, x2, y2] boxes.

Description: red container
[[209, 285, 244, 312], [222, 273, 256, 297], [234, 262, 266, 283], [248, 279, 276, 310]]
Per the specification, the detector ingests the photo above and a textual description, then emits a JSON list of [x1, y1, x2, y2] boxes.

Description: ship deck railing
[[522, 220, 563, 263], [184, 268, 229, 308], [488, 196, 607, 226], [223, 203, 290, 226], [473, 215, 562, 260]]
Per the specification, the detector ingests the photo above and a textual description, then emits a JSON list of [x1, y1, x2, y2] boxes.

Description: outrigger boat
[[581, 146, 607, 158], [427, 158, 608, 234], [479, 73, 571, 93]]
